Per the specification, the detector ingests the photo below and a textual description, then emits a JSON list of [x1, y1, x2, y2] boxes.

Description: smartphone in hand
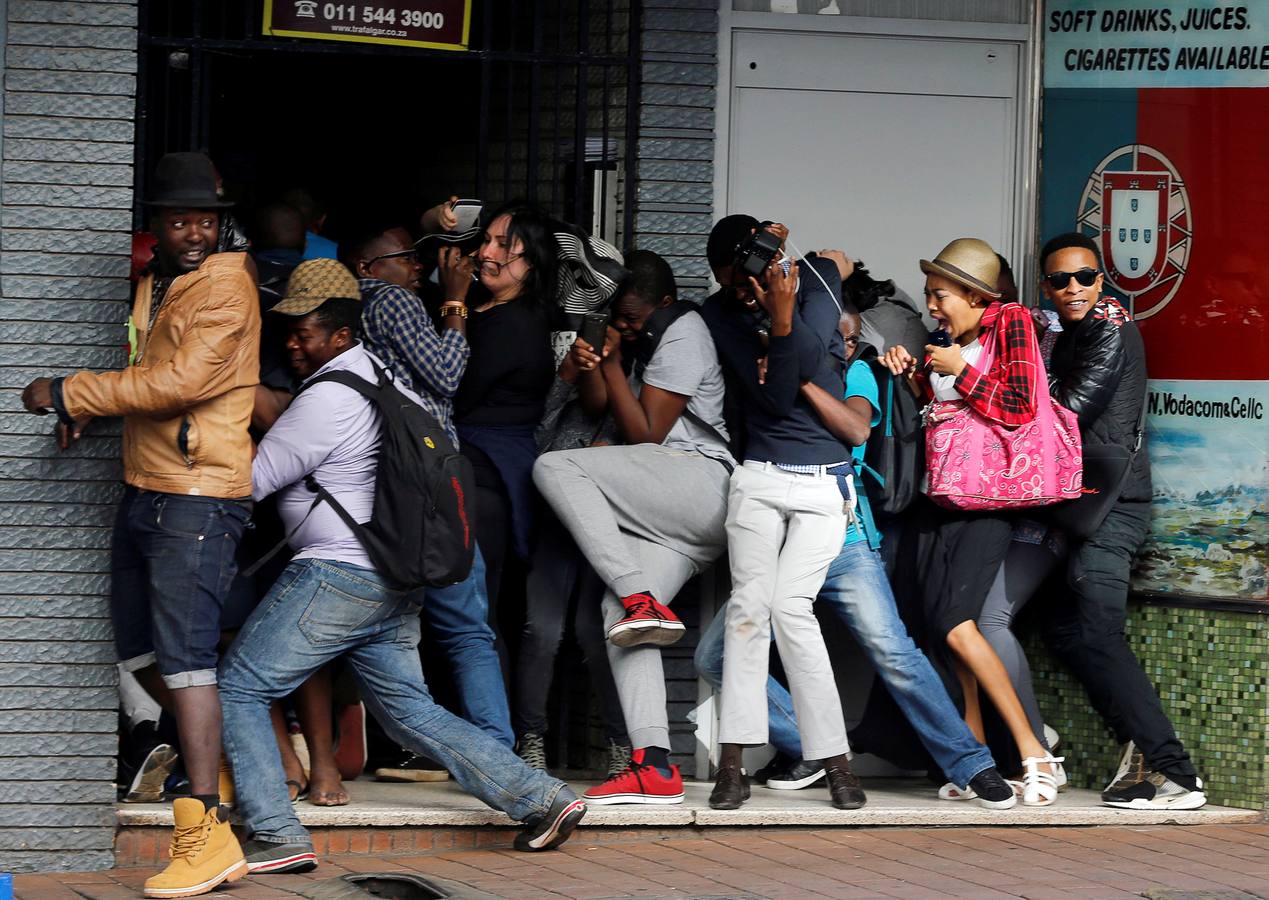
[[452, 199, 482, 232], [928, 328, 953, 348], [579, 312, 609, 352]]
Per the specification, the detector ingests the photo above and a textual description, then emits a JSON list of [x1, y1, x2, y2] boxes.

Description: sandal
[[286, 779, 310, 803], [1021, 755, 1065, 807], [938, 782, 976, 801]]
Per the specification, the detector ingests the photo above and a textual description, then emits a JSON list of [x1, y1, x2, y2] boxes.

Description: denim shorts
[[110, 487, 251, 688]]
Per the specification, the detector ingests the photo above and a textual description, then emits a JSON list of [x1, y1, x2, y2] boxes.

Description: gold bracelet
[[439, 303, 468, 319]]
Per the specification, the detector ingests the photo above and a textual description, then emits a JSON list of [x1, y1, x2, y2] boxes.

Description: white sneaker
[[1103, 772, 1206, 810]]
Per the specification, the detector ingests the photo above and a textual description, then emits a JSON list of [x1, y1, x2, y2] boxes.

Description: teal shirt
[[842, 359, 881, 546]]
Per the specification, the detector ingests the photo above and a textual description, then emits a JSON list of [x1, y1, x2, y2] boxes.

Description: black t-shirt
[[454, 298, 558, 427], [699, 257, 851, 465], [253, 251, 303, 393]]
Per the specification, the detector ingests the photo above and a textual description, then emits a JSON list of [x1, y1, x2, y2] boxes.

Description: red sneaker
[[606, 592, 685, 648], [583, 750, 684, 805]]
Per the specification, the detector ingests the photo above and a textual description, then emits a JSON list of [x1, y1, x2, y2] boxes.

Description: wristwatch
[[439, 303, 468, 319]]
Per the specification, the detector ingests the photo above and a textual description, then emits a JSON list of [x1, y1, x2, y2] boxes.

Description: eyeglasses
[[366, 248, 418, 267], [475, 252, 524, 275], [1044, 268, 1100, 291]]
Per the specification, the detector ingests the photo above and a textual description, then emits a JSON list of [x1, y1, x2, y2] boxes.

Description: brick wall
[[0, 0, 138, 873]]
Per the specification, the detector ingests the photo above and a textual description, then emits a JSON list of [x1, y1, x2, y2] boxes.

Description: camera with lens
[[734, 221, 782, 278]]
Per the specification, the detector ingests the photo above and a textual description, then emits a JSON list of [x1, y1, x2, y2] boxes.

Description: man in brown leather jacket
[[22, 153, 260, 897]]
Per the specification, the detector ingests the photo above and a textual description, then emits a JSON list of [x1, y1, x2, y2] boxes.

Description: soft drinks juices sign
[[1043, 0, 1269, 603]]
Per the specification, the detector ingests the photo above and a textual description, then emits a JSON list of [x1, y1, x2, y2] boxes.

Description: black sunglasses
[[1044, 268, 1100, 290], [366, 248, 419, 266]]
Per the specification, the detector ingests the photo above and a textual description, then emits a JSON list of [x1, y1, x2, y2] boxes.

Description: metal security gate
[[135, 0, 640, 245]]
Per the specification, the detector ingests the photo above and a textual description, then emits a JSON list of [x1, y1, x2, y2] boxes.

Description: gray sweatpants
[[533, 444, 730, 750]]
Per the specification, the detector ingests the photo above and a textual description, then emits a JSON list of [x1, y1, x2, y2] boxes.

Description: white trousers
[[717, 462, 850, 760]]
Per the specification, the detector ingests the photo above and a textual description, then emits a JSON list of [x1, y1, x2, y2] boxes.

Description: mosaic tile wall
[[1028, 602, 1268, 810]]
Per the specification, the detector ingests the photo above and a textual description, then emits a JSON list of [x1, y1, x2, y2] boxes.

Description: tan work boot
[[143, 798, 247, 898], [218, 758, 235, 807]]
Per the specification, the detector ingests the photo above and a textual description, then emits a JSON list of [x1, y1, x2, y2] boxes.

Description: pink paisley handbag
[[924, 324, 1083, 511]]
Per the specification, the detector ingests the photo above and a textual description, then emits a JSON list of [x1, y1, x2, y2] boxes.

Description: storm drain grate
[[299, 873, 446, 899]]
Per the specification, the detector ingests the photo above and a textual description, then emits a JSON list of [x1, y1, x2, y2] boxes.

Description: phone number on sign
[[313, 4, 446, 29]]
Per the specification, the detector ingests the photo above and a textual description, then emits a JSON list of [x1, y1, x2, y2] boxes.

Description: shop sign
[[1043, 0, 1269, 604], [1046, 0, 1269, 89], [263, 1, 471, 51]]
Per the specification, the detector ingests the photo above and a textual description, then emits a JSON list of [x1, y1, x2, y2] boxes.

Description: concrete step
[[115, 776, 1261, 867]]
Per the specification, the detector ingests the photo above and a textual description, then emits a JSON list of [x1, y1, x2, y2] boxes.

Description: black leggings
[[511, 514, 626, 742]]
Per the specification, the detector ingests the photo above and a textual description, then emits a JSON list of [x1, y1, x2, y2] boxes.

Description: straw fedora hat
[[919, 238, 1002, 300]]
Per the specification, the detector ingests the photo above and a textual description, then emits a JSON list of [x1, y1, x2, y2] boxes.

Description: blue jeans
[[423, 544, 514, 747], [697, 542, 996, 788], [110, 487, 251, 688], [219, 558, 565, 845]]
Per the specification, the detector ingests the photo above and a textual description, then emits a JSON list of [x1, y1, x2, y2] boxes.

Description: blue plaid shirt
[[358, 278, 470, 446]]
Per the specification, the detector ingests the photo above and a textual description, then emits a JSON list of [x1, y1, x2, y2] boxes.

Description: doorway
[[122, 0, 643, 783], [135, 0, 639, 245]]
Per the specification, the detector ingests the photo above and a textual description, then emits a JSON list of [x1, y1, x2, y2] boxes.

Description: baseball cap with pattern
[[270, 258, 361, 316]]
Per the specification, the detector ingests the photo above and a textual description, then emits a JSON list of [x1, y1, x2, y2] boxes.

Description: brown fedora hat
[[919, 238, 1002, 299]]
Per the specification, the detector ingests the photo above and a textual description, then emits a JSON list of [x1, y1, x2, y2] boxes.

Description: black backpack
[[261, 362, 476, 590], [855, 346, 924, 518]]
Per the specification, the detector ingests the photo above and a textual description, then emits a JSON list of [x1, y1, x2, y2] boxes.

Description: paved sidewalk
[[18, 823, 1269, 899]]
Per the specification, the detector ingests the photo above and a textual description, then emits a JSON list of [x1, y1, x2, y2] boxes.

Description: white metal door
[[726, 27, 1025, 309]]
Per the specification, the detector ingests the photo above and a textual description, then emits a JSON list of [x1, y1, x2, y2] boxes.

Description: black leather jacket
[[1048, 298, 1151, 502]]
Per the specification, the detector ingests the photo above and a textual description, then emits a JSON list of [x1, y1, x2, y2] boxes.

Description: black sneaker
[[373, 751, 450, 782], [1101, 740, 1146, 798], [121, 741, 179, 804], [243, 838, 318, 874], [514, 787, 586, 852], [752, 751, 795, 786], [1102, 773, 1206, 810], [969, 768, 1018, 810], [767, 758, 827, 791]]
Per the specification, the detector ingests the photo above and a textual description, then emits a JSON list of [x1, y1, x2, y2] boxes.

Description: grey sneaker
[[605, 739, 632, 779], [517, 733, 547, 771], [514, 788, 586, 852], [1102, 772, 1206, 810], [242, 839, 317, 874], [1102, 741, 1146, 797]]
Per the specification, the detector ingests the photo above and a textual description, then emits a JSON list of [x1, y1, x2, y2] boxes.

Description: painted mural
[[1134, 380, 1269, 601]]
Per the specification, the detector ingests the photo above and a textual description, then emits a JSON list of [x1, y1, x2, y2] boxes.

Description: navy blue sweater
[[700, 257, 851, 466]]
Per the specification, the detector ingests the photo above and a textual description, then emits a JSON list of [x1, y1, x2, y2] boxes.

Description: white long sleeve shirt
[[252, 343, 417, 570]]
